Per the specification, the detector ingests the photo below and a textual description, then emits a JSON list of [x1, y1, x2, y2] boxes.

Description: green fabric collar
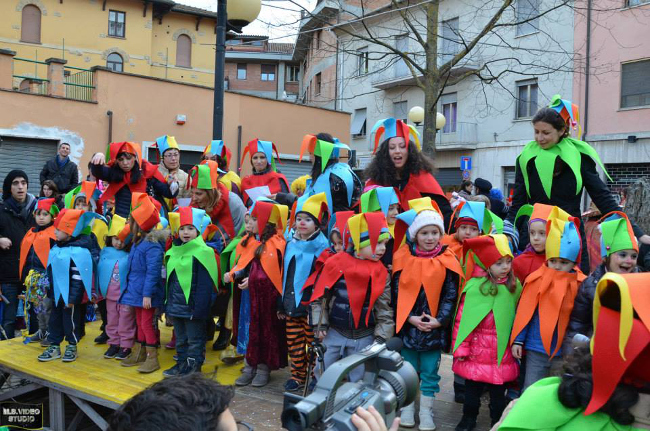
[[518, 137, 610, 199], [165, 236, 220, 303]]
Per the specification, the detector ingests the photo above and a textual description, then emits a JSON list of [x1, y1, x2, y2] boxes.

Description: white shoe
[[400, 402, 416, 428], [418, 395, 436, 431]]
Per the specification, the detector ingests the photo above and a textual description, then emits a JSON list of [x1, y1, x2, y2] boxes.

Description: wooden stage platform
[[0, 321, 242, 430]]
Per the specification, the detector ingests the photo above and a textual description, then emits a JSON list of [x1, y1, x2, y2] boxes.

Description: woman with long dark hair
[[364, 118, 452, 228], [239, 139, 289, 207]]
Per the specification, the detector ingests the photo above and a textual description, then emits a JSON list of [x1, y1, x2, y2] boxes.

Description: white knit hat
[[408, 210, 444, 239]]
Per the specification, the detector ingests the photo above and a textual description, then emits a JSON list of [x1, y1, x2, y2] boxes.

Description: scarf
[[56, 155, 69, 170]]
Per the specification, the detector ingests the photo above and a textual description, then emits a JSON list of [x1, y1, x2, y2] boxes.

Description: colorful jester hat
[[587, 272, 650, 415], [514, 203, 570, 228], [360, 187, 399, 218], [152, 135, 180, 160], [35, 197, 60, 218], [186, 160, 220, 190], [370, 118, 421, 154], [393, 197, 443, 249], [450, 200, 504, 235], [203, 140, 232, 169], [299, 134, 350, 173], [53, 208, 106, 237], [328, 210, 355, 242], [240, 139, 281, 172], [549, 94, 581, 138], [346, 212, 391, 254], [106, 214, 132, 244], [64, 181, 101, 210], [291, 192, 328, 226], [250, 198, 289, 236], [130, 192, 161, 232], [545, 208, 582, 263], [599, 211, 638, 258], [168, 207, 212, 237], [463, 234, 513, 270], [105, 141, 143, 167]]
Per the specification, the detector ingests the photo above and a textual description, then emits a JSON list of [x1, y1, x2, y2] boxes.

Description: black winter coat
[[21, 225, 55, 280], [165, 258, 215, 320], [40, 157, 79, 193], [0, 197, 36, 283], [391, 266, 459, 352], [278, 256, 314, 318], [47, 234, 100, 305]]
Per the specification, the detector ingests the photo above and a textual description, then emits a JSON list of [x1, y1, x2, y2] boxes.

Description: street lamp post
[[212, 0, 262, 140]]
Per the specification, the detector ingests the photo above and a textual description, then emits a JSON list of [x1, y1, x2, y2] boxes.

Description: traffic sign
[[462, 169, 471, 180], [460, 156, 472, 171]]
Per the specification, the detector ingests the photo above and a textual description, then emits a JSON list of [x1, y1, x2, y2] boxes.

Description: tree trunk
[[422, 0, 440, 159], [623, 178, 650, 234]]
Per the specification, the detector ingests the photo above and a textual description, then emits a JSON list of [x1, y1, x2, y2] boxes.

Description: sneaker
[[40, 334, 51, 347], [284, 379, 304, 392], [114, 348, 131, 360], [38, 345, 61, 362], [94, 332, 109, 344], [28, 330, 46, 343], [104, 345, 120, 359], [173, 354, 178, 361], [162, 363, 181, 378], [179, 358, 202, 376], [62, 345, 78, 362]]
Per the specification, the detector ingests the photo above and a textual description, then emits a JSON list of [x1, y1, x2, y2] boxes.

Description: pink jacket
[[451, 297, 519, 385]]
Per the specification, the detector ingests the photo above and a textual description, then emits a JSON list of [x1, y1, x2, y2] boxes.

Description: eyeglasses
[[164, 152, 180, 159], [236, 421, 254, 431]]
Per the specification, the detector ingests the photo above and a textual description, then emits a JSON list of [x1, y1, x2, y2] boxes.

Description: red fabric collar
[[241, 171, 288, 203], [98, 160, 165, 206], [366, 171, 445, 211], [207, 183, 235, 238]]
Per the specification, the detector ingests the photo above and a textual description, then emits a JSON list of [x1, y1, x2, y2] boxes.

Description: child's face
[[179, 225, 199, 243], [330, 231, 343, 253], [111, 237, 125, 250], [529, 220, 546, 253], [357, 238, 388, 261], [608, 249, 638, 274], [547, 257, 575, 272], [387, 203, 400, 226], [251, 152, 268, 172], [416, 225, 441, 251], [74, 198, 89, 211], [489, 256, 512, 279], [296, 213, 317, 238], [244, 214, 253, 234], [250, 216, 259, 234], [34, 209, 52, 227], [55, 228, 71, 242], [456, 224, 479, 242]]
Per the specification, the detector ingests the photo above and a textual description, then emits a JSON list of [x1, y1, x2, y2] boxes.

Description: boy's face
[[357, 238, 388, 261], [330, 231, 343, 253], [296, 213, 317, 238], [489, 256, 512, 279], [74, 198, 89, 211], [608, 249, 638, 274], [111, 237, 125, 250], [34, 209, 53, 227], [529, 220, 546, 253], [456, 224, 479, 242], [416, 225, 441, 252], [386, 203, 400, 226], [179, 225, 199, 243], [55, 228, 71, 242], [547, 257, 575, 272]]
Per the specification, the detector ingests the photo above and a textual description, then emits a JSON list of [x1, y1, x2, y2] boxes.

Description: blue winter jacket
[[119, 230, 167, 309], [514, 309, 562, 357]]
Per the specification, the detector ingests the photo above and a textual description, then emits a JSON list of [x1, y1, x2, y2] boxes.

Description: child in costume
[[309, 212, 395, 383], [442, 200, 491, 261], [279, 193, 330, 392], [497, 272, 650, 430], [20, 198, 58, 344], [97, 215, 134, 360], [510, 209, 586, 390], [225, 199, 289, 387], [119, 193, 168, 374], [38, 209, 103, 362], [360, 187, 400, 268], [239, 139, 289, 207], [566, 211, 639, 341], [452, 235, 522, 431], [163, 207, 220, 377], [391, 197, 463, 430], [202, 139, 242, 197]]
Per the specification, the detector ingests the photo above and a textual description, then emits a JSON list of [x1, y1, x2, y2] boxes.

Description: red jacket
[[512, 248, 545, 284]]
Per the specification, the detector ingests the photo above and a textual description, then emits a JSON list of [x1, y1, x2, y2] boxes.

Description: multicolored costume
[[360, 186, 400, 266], [240, 139, 289, 206], [152, 135, 191, 209], [203, 139, 242, 196]]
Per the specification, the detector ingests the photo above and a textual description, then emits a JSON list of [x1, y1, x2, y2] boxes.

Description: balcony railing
[[435, 122, 478, 150]]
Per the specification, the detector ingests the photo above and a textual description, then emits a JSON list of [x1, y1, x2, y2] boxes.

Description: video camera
[[281, 338, 418, 431]]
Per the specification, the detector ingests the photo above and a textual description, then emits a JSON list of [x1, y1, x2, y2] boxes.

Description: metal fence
[[64, 67, 94, 102], [11, 56, 95, 102]]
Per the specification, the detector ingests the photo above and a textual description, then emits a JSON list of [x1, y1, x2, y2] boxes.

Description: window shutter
[[21, 5, 41, 44], [176, 35, 192, 68], [621, 60, 650, 108]]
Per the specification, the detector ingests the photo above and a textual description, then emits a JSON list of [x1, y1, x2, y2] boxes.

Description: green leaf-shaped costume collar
[[165, 236, 220, 304], [518, 137, 611, 199]]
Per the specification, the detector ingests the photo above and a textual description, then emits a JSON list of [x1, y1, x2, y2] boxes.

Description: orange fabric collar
[[19, 226, 56, 277], [229, 234, 286, 294]]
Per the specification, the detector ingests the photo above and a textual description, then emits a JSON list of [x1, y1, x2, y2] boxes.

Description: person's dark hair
[[363, 138, 435, 185], [111, 153, 142, 185], [484, 265, 517, 294], [255, 223, 277, 259], [59, 142, 70, 149], [40, 180, 59, 198], [558, 346, 638, 425], [107, 373, 235, 431], [460, 180, 473, 193], [216, 156, 228, 171], [104, 235, 133, 252], [311, 132, 339, 182], [532, 107, 569, 138]]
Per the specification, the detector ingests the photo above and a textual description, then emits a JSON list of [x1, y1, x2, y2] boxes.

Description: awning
[[350, 109, 367, 135]]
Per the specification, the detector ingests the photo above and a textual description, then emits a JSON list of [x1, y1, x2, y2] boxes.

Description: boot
[[165, 332, 176, 349], [235, 360, 256, 386], [179, 357, 202, 375], [455, 415, 477, 431], [121, 342, 146, 367], [454, 381, 466, 404], [212, 328, 231, 351], [400, 402, 416, 428], [418, 395, 436, 431], [137, 346, 160, 374], [251, 364, 270, 387]]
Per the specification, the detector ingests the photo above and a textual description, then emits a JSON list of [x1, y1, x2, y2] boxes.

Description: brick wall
[[605, 163, 650, 204], [225, 62, 277, 93]]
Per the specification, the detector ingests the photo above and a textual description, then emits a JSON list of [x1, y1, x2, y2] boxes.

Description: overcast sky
[[176, 0, 316, 42]]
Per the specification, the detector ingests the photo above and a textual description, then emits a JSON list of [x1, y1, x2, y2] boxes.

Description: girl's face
[[117, 152, 136, 172], [74, 198, 89, 211], [55, 228, 71, 242], [111, 237, 125, 250], [528, 220, 547, 253], [387, 203, 400, 226], [42, 185, 53, 197], [608, 249, 638, 274], [489, 256, 512, 279], [547, 257, 575, 272], [251, 152, 268, 173], [456, 224, 479, 242], [387, 137, 408, 170], [244, 214, 254, 233], [296, 213, 317, 238], [191, 188, 208, 209], [357, 239, 388, 261], [179, 225, 199, 243], [330, 231, 343, 253], [534, 121, 565, 150], [250, 216, 259, 234], [416, 225, 441, 251], [34, 209, 52, 227]]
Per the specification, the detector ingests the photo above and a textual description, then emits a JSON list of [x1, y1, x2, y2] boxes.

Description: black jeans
[[0, 283, 20, 340], [47, 299, 83, 345], [174, 317, 206, 365], [463, 379, 507, 424]]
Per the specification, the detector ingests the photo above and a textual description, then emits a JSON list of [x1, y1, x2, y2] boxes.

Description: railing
[[436, 122, 478, 149], [12, 56, 49, 94], [11, 55, 95, 101], [64, 66, 94, 102]]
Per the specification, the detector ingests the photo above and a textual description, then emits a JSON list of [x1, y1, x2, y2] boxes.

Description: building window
[[315, 73, 322, 95], [287, 65, 299, 82], [237, 64, 247, 80], [357, 47, 369, 76], [351, 108, 367, 138], [441, 18, 461, 63], [621, 60, 650, 108], [106, 53, 123, 72], [627, 0, 650, 5], [176, 34, 192, 68], [516, 79, 538, 119], [393, 101, 408, 123], [441, 93, 457, 133], [315, 30, 322, 50], [21, 5, 41, 44], [261, 64, 276, 81], [516, 0, 539, 36], [395, 35, 409, 77], [108, 10, 126, 38]]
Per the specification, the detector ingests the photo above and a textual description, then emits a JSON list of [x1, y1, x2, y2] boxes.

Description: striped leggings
[[286, 315, 314, 383]]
